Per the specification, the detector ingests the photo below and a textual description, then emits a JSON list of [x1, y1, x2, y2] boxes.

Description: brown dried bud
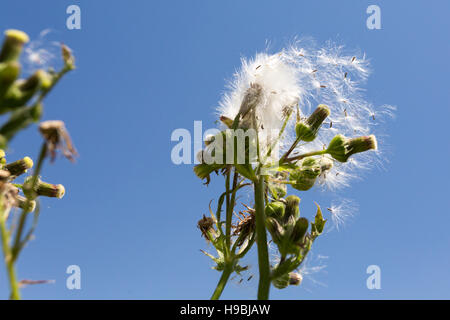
[[39, 120, 77, 162], [197, 214, 215, 240]]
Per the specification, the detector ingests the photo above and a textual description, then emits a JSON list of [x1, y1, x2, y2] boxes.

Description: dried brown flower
[[39, 120, 77, 162], [197, 214, 215, 240]]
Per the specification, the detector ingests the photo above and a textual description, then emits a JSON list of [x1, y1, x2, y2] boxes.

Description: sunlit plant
[[0, 29, 76, 299], [194, 40, 393, 299]]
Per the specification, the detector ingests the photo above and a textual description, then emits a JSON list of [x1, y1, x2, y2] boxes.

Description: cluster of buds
[[0, 29, 75, 149], [265, 195, 326, 289], [0, 149, 65, 213], [0, 28, 76, 300]]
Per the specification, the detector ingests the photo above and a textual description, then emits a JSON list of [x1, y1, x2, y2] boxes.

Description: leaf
[[193, 163, 225, 184], [311, 202, 326, 236]]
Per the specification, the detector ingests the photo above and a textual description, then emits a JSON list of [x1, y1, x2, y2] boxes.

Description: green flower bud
[[289, 157, 333, 191], [1, 70, 50, 111], [15, 195, 36, 212], [285, 195, 300, 220], [272, 273, 290, 289], [0, 103, 43, 143], [4, 156, 33, 176], [291, 217, 309, 244], [327, 134, 378, 162], [24, 176, 65, 198], [265, 201, 285, 220], [0, 30, 29, 63], [0, 62, 20, 98], [266, 217, 284, 244], [288, 272, 303, 286], [295, 104, 330, 142]]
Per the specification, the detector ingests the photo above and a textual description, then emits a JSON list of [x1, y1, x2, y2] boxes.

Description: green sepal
[[311, 203, 326, 237]]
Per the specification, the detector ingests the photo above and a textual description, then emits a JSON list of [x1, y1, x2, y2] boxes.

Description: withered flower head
[[61, 44, 75, 69], [197, 214, 215, 240], [0, 180, 18, 209], [232, 204, 255, 247], [39, 120, 77, 162]]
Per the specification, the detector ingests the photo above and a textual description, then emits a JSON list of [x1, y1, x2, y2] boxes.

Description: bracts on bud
[[24, 176, 65, 199], [4, 156, 33, 177], [295, 104, 330, 142], [327, 134, 378, 162]]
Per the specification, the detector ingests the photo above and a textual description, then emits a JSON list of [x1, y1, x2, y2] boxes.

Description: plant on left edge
[[0, 29, 77, 299]]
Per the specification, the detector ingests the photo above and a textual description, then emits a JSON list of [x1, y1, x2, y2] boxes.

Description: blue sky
[[0, 0, 449, 299]]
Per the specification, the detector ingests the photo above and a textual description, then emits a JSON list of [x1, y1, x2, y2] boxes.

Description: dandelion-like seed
[[22, 29, 59, 74], [217, 40, 394, 188], [327, 199, 358, 230], [296, 254, 328, 290]]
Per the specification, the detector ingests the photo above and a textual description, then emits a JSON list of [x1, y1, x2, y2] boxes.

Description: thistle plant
[[0, 29, 76, 299], [194, 41, 393, 300]]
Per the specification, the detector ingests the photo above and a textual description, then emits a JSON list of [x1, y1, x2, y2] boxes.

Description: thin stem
[[280, 136, 301, 164], [236, 232, 256, 259], [11, 143, 47, 260], [285, 149, 326, 163], [225, 170, 231, 250], [36, 65, 72, 104], [211, 264, 233, 300], [263, 111, 291, 163], [0, 207, 20, 300], [254, 176, 270, 300], [0, 143, 48, 300]]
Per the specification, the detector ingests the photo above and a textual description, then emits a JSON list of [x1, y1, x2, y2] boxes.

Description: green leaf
[[311, 202, 326, 236], [193, 163, 225, 184]]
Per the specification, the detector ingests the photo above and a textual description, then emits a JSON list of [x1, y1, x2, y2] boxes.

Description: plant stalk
[[211, 264, 232, 300], [254, 175, 270, 300]]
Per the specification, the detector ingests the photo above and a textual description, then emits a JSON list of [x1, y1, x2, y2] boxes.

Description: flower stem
[[254, 175, 270, 300], [211, 264, 232, 300], [0, 210, 20, 300], [11, 143, 47, 260], [285, 149, 326, 163]]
